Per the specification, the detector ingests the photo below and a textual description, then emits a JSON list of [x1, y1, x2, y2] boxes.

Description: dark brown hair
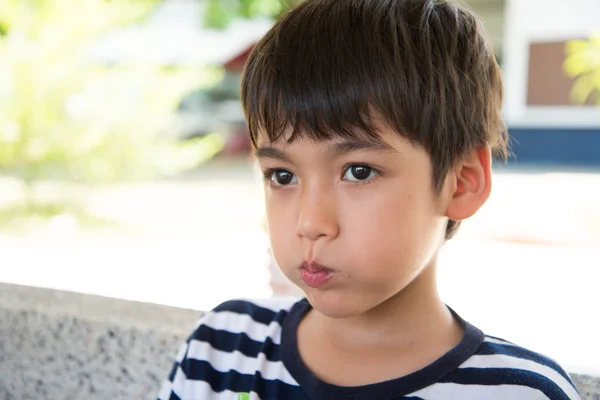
[[241, 0, 508, 239]]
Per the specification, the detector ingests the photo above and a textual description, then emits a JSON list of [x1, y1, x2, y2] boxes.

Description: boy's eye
[[342, 165, 378, 182], [268, 169, 297, 186]]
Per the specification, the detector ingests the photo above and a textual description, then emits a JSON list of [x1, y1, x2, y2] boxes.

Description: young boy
[[158, 0, 581, 398]]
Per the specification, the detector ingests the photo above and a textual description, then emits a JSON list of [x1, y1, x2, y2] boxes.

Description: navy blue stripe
[[180, 359, 307, 399], [212, 300, 288, 326], [252, 370, 309, 400], [477, 341, 577, 390], [190, 325, 281, 362], [168, 363, 178, 382], [167, 393, 181, 400], [441, 368, 571, 399]]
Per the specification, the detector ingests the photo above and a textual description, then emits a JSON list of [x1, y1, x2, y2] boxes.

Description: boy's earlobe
[[445, 146, 492, 221]]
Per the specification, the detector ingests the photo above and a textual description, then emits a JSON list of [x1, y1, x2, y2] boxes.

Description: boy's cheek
[[267, 224, 297, 262]]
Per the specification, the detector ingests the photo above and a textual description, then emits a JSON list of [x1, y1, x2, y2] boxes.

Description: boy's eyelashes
[[261, 164, 381, 187], [263, 168, 298, 186], [342, 164, 379, 183]]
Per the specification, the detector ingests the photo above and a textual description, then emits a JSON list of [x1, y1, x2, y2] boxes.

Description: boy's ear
[[445, 146, 492, 221]]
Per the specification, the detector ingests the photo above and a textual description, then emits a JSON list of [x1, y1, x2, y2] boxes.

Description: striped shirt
[[158, 298, 581, 400]]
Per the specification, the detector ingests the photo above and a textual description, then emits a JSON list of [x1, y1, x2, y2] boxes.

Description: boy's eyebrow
[[328, 138, 395, 156], [254, 146, 291, 162], [254, 138, 395, 162]]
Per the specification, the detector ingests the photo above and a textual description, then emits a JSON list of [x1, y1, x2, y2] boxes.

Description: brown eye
[[270, 170, 297, 186], [343, 165, 378, 182]]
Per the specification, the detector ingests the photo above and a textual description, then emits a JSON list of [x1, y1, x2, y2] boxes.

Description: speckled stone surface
[[573, 374, 600, 400], [0, 282, 202, 400], [0, 282, 598, 399]]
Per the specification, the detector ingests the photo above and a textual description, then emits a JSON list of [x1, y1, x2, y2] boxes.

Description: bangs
[[241, 1, 411, 147], [243, 72, 386, 147]]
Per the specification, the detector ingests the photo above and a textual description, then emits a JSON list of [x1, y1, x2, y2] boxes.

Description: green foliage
[[205, 0, 237, 30], [0, 0, 223, 182], [203, 0, 304, 29], [0, 0, 225, 226], [564, 35, 600, 104]]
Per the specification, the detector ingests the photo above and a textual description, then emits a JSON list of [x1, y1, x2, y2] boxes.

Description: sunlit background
[[1, 0, 599, 398]]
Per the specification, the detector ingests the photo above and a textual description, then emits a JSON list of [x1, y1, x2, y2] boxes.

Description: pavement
[[0, 158, 598, 376]]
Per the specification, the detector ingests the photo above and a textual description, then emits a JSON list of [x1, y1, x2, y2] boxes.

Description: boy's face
[[256, 125, 451, 318]]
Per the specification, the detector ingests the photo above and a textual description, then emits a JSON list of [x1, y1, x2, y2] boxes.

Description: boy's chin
[[303, 290, 374, 319]]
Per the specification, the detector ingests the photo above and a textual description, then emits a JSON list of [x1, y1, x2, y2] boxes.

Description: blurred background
[[0, 0, 599, 398]]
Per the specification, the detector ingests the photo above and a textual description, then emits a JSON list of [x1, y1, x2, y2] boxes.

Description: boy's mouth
[[300, 261, 334, 273], [300, 261, 335, 289]]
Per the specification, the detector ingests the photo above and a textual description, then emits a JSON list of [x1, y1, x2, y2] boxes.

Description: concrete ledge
[[0, 282, 598, 399], [577, 374, 600, 400], [0, 282, 202, 400]]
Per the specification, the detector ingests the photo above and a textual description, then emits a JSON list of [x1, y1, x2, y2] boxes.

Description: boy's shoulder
[[157, 297, 304, 400], [473, 334, 574, 382], [409, 334, 581, 399], [186, 296, 302, 342], [211, 296, 301, 315]]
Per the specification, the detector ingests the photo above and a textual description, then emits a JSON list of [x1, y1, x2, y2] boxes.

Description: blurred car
[[169, 73, 251, 155]]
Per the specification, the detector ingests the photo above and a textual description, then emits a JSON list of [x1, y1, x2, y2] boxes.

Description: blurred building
[[503, 0, 600, 166], [89, 0, 600, 165], [86, 0, 271, 67], [86, 0, 271, 154]]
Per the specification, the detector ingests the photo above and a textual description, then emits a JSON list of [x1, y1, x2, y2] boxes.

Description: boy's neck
[[295, 258, 466, 387], [304, 259, 461, 353]]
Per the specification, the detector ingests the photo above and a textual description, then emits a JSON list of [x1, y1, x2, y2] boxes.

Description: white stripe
[[157, 380, 174, 400], [484, 337, 518, 346], [235, 297, 300, 313], [409, 382, 550, 400], [190, 297, 297, 331], [176, 342, 189, 363], [171, 377, 264, 400], [460, 354, 580, 399], [202, 311, 284, 345], [186, 339, 298, 385], [171, 366, 188, 398]]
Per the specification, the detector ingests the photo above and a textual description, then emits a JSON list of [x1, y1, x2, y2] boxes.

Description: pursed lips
[[300, 260, 334, 273]]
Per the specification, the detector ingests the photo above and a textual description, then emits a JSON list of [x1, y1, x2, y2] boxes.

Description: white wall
[[503, 0, 600, 127]]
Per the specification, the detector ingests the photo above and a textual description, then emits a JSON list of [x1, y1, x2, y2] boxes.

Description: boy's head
[[243, 0, 508, 238], [241, 0, 508, 315]]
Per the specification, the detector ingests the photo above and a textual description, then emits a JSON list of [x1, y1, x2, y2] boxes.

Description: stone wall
[[0, 283, 598, 399], [0, 283, 199, 400]]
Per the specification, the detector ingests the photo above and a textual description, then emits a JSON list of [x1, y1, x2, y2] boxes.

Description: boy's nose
[[295, 187, 339, 242]]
